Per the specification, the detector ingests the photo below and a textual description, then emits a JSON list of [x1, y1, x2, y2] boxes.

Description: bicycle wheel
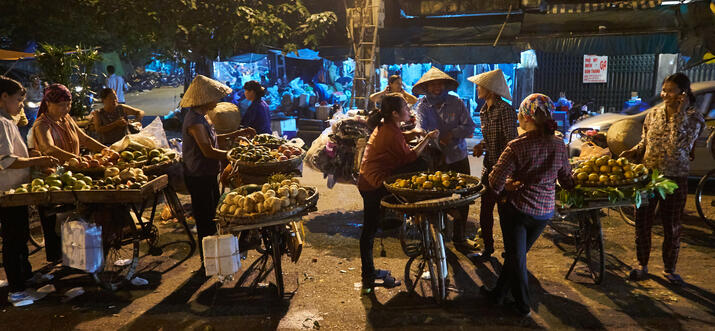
[[92, 210, 140, 291], [429, 222, 446, 303], [695, 169, 715, 230], [270, 226, 286, 297], [403, 219, 439, 301], [582, 215, 605, 284], [28, 206, 44, 248], [399, 215, 423, 258]]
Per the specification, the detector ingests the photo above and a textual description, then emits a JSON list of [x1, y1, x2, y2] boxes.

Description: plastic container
[[202, 234, 241, 277], [62, 216, 104, 273]]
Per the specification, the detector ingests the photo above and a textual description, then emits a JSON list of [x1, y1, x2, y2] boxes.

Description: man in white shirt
[[105, 65, 126, 104]]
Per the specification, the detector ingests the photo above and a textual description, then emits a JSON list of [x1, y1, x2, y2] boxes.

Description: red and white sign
[[583, 55, 608, 83]]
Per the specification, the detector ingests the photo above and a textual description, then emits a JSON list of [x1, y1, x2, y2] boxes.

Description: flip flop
[[375, 269, 391, 280], [663, 272, 685, 286]]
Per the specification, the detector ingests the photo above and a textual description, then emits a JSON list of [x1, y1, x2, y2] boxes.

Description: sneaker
[[8, 291, 34, 307], [25, 272, 54, 287]]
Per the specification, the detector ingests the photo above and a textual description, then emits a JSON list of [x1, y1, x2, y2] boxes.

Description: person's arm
[[488, 145, 516, 195], [92, 112, 127, 134], [620, 111, 650, 161], [33, 122, 77, 162], [557, 144, 575, 190], [4, 155, 59, 169], [216, 127, 256, 140], [410, 130, 439, 156], [14, 111, 28, 127], [402, 128, 425, 142], [187, 124, 229, 160], [369, 89, 387, 103], [122, 104, 145, 122], [73, 119, 107, 152], [449, 99, 477, 140]]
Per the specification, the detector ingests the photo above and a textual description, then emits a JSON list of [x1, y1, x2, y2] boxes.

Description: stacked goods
[[571, 155, 648, 187], [5, 168, 156, 194], [228, 144, 303, 163], [64, 149, 121, 173], [117, 147, 177, 168], [252, 133, 287, 146], [386, 171, 479, 191], [305, 116, 371, 185], [217, 178, 312, 217]]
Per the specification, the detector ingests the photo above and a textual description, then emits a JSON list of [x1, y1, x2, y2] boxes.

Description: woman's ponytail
[[367, 93, 405, 129]]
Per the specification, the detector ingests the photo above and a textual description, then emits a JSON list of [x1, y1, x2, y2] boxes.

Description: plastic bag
[[110, 117, 170, 151]]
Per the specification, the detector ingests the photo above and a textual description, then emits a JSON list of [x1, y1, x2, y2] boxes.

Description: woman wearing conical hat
[[180, 75, 255, 266], [413, 67, 477, 253], [468, 69, 518, 260]]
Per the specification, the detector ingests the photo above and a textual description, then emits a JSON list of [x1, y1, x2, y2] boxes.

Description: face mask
[[426, 90, 448, 105]]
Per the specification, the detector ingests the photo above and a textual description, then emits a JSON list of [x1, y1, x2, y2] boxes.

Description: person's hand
[[439, 131, 453, 146], [425, 129, 440, 141], [32, 156, 60, 168], [473, 142, 484, 157], [116, 119, 128, 128], [504, 178, 523, 192]]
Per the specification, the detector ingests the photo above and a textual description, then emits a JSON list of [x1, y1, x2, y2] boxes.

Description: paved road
[[124, 86, 184, 117]]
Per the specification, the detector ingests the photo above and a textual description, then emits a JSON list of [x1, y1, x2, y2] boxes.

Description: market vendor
[[357, 93, 438, 293], [32, 83, 108, 263], [33, 84, 108, 162], [240, 80, 271, 135], [413, 67, 477, 253], [0, 76, 60, 305], [483, 93, 574, 317], [180, 75, 255, 266], [92, 88, 145, 145], [620, 73, 705, 286], [469, 69, 518, 259], [369, 75, 418, 105]]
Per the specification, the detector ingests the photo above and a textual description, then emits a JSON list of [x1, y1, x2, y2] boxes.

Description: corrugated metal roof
[[547, 1, 663, 14]]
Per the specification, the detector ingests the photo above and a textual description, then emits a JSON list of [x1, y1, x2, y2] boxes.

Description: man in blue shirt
[[413, 67, 477, 253]]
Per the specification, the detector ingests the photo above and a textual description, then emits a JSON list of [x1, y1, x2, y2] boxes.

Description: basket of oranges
[[384, 171, 482, 202], [572, 155, 649, 188]]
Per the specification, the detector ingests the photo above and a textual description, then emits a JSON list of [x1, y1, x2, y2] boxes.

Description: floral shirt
[[480, 98, 518, 171], [628, 105, 704, 177]]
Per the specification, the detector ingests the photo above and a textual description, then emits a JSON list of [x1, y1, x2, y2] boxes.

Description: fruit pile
[[65, 149, 121, 171], [388, 171, 477, 191], [218, 178, 311, 217], [118, 148, 177, 167], [6, 168, 156, 194], [252, 133, 287, 146], [572, 155, 648, 186], [228, 144, 302, 163]]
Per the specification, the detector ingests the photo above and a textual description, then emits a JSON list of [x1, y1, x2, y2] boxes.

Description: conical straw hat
[[411, 67, 459, 96], [467, 69, 511, 101], [179, 74, 232, 108]]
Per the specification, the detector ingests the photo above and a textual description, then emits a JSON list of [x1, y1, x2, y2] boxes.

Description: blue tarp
[[226, 53, 267, 63], [269, 48, 322, 61]]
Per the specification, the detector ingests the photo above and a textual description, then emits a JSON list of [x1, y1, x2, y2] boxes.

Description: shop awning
[[225, 53, 267, 63], [522, 33, 679, 56]]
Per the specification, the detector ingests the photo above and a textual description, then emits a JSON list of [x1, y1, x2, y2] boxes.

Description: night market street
[[1, 162, 713, 330]]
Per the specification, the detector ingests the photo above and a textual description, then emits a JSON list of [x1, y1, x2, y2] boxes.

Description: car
[[566, 81, 715, 177]]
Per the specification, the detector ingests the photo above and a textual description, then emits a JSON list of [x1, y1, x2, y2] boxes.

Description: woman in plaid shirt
[[481, 93, 574, 317], [620, 73, 705, 285]]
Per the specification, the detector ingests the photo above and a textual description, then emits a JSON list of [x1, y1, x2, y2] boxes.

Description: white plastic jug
[[202, 234, 241, 277]]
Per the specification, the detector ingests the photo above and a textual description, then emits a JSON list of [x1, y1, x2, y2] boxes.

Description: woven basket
[[216, 187, 318, 226], [229, 152, 304, 176], [383, 171, 482, 202], [142, 158, 181, 176], [380, 190, 483, 213]]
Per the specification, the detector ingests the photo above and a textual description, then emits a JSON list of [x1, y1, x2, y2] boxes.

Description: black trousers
[[493, 202, 548, 313], [438, 157, 471, 241], [184, 175, 220, 262], [38, 206, 62, 263], [0, 206, 33, 292]]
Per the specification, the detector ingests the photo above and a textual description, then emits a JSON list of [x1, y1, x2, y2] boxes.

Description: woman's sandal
[[663, 272, 685, 286]]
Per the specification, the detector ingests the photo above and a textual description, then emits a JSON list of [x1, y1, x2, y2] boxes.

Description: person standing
[[105, 65, 126, 104], [180, 75, 255, 267], [92, 88, 145, 145], [358, 93, 438, 292], [413, 67, 477, 253], [483, 93, 574, 317], [620, 73, 704, 285], [20, 75, 43, 139], [469, 69, 518, 259], [370, 75, 418, 105], [240, 80, 271, 134], [0, 76, 60, 305]]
